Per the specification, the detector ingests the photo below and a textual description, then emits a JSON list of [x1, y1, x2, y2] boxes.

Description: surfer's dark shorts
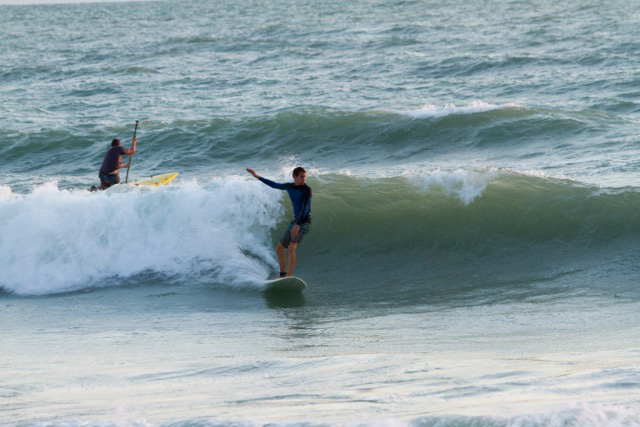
[[99, 172, 120, 188], [281, 222, 311, 248]]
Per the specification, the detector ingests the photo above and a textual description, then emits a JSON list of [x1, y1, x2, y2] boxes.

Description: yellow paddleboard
[[130, 172, 179, 187]]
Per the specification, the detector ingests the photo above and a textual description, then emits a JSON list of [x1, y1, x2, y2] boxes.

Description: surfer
[[247, 167, 312, 278], [94, 137, 137, 190]]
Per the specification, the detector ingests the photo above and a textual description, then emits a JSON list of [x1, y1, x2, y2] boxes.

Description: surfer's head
[[293, 167, 306, 185], [111, 138, 121, 147]]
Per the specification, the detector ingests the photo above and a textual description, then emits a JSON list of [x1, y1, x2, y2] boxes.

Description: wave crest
[[2, 170, 639, 296]]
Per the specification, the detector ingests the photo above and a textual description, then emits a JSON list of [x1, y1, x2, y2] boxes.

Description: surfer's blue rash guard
[[259, 177, 312, 224]]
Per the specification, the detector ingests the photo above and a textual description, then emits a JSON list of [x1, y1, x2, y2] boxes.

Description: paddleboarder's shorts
[[281, 221, 311, 248], [99, 172, 120, 188]]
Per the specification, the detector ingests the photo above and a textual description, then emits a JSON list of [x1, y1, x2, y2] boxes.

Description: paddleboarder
[[95, 136, 137, 190], [247, 167, 312, 278]]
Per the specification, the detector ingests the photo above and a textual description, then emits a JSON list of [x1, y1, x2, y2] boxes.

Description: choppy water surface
[[1, 0, 639, 425]]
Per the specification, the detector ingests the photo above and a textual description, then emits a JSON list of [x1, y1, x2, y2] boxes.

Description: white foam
[[38, 403, 640, 426], [406, 168, 501, 205], [413, 403, 640, 427], [402, 101, 520, 119], [0, 177, 285, 295], [0, 184, 13, 201]]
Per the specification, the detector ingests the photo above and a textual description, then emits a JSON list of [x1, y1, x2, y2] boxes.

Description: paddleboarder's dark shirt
[[99, 146, 126, 174], [259, 177, 312, 224]]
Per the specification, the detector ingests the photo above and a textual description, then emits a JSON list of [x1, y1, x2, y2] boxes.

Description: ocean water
[[1, 0, 640, 425]]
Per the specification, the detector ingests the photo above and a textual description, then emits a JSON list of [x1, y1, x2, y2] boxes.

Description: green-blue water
[[1, 0, 639, 425]]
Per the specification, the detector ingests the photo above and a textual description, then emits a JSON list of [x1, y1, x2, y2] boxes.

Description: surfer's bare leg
[[276, 243, 287, 275], [287, 243, 298, 277]]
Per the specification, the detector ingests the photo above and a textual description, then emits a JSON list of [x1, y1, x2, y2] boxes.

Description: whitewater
[[1, 0, 639, 425]]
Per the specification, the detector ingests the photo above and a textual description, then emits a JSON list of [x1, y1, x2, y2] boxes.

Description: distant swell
[[0, 105, 619, 176]]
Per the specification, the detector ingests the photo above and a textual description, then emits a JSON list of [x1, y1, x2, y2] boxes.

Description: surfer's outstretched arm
[[246, 168, 287, 190]]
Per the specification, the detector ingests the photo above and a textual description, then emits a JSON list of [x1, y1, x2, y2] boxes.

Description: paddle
[[124, 120, 139, 184]]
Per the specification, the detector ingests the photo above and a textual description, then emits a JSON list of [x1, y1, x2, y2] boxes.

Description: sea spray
[[405, 168, 500, 205]]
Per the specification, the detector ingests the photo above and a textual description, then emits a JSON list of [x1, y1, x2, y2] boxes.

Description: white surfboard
[[265, 276, 307, 291]]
